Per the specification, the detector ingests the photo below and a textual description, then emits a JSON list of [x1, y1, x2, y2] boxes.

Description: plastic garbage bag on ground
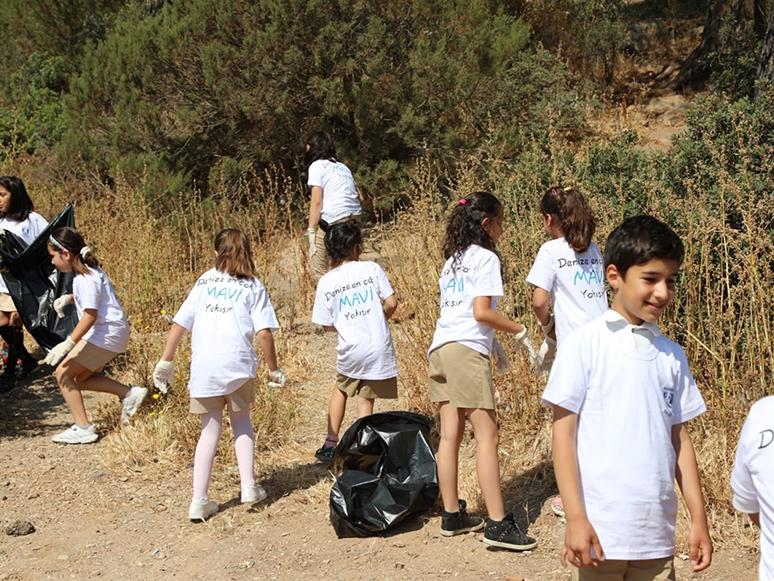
[[0, 205, 77, 350], [330, 411, 439, 538]]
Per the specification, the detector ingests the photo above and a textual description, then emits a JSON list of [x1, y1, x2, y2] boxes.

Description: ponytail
[[539, 187, 596, 253], [442, 192, 502, 266], [48, 227, 100, 276]]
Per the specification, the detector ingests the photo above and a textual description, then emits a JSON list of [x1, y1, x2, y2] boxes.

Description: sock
[[324, 434, 339, 448]]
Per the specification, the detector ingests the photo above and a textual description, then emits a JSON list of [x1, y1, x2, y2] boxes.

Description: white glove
[[491, 339, 511, 372], [307, 228, 317, 258], [53, 295, 72, 318], [541, 314, 555, 337], [514, 327, 537, 367], [537, 336, 557, 376], [44, 336, 76, 366], [267, 368, 286, 388], [153, 360, 174, 394]]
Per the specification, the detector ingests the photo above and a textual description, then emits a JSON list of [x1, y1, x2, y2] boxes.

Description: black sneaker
[[483, 513, 538, 550], [315, 445, 336, 463], [441, 499, 485, 536], [16, 357, 38, 379], [0, 372, 16, 393]]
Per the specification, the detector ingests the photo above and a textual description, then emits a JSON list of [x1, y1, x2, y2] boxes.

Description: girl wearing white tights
[[153, 229, 286, 521]]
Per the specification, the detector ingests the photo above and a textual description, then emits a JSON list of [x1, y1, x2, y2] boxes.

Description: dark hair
[[604, 215, 685, 278], [324, 219, 362, 267], [0, 176, 34, 221], [442, 192, 502, 265], [48, 227, 100, 276], [303, 131, 338, 169], [214, 229, 257, 279], [540, 186, 595, 253]]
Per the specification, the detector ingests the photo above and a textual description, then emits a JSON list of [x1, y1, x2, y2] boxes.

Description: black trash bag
[[329, 411, 439, 538], [0, 205, 77, 351]]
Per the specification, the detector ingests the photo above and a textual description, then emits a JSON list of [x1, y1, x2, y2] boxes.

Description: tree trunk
[[755, 2, 774, 100], [673, 0, 764, 90]]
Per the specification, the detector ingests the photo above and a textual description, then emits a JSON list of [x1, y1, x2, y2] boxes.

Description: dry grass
[[3, 128, 771, 553]]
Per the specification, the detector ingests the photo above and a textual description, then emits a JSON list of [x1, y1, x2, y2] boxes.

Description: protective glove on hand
[[153, 360, 174, 394], [307, 228, 317, 258], [491, 339, 511, 372], [44, 336, 76, 366], [53, 295, 73, 318], [537, 336, 557, 376], [514, 327, 537, 367], [267, 368, 286, 388], [541, 314, 555, 337]]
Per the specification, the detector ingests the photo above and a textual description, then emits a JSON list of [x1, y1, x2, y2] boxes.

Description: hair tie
[[80, 246, 91, 259], [458, 199, 467, 205]]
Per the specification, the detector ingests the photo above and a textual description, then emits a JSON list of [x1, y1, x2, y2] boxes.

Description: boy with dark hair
[[542, 215, 712, 580]]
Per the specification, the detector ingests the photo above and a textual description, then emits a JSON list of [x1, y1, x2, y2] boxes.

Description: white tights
[[192, 407, 255, 501]]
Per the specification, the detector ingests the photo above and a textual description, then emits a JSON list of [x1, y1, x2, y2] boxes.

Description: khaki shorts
[[190, 379, 255, 414], [68, 340, 119, 372], [428, 342, 494, 409], [309, 214, 362, 282], [336, 373, 397, 399], [0, 293, 16, 312], [572, 557, 675, 581]]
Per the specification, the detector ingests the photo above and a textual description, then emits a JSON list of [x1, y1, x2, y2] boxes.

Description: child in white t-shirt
[[46, 227, 148, 444], [303, 131, 363, 282], [732, 396, 774, 581], [0, 175, 49, 391], [428, 191, 536, 551], [543, 215, 712, 580], [312, 219, 397, 462], [153, 229, 286, 522], [526, 186, 608, 517]]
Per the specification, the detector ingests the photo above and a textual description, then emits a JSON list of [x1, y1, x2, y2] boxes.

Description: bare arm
[[256, 328, 278, 372], [553, 406, 604, 568], [308, 186, 323, 229], [472, 296, 525, 334], [69, 308, 97, 343], [383, 294, 397, 320], [532, 286, 551, 327], [160, 323, 187, 361], [673, 423, 713, 572]]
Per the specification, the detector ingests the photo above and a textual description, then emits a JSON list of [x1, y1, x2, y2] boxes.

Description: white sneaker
[[52, 424, 98, 444], [188, 499, 218, 521], [241, 482, 267, 504], [121, 386, 148, 423]]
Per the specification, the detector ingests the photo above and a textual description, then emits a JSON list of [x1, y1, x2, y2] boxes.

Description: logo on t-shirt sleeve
[[662, 386, 675, 417]]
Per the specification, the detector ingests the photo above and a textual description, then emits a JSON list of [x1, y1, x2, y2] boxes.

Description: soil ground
[[0, 333, 760, 581]]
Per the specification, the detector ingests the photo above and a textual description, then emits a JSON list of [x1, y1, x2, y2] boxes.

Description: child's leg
[[326, 387, 348, 440], [468, 408, 505, 521], [54, 359, 96, 425], [193, 410, 223, 501], [356, 397, 374, 418], [228, 406, 255, 487], [437, 401, 466, 513]]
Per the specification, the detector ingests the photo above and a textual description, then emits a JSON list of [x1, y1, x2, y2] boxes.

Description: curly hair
[[442, 192, 502, 267], [324, 219, 362, 267], [540, 186, 596, 253]]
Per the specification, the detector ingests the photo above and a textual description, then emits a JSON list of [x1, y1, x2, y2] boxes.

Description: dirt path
[[0, 329, 760, 581]]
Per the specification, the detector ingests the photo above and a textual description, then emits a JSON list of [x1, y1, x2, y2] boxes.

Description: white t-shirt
[[312, 261, 397, 380], [73, 267, 130, 353], [173, 268, 279, 397], [0, 211, 48, 294], [307, 159, 361, 224], [428, 245, 503, 357], [541, 310, 706, 560], [732, 396, 774, 581], [526, 238, 607, 344]]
